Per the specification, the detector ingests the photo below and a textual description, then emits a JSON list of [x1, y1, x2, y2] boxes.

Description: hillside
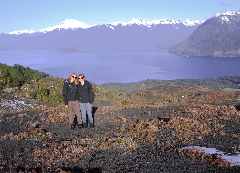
[[0, 63, 48, 90], [170, 11, 240, 58], [102, 76, 240, 92], [1, 64, 240, 172]]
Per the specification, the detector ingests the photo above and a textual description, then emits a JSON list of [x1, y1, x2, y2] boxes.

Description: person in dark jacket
[[62, 73, 82, 129], [77, 74, 94, 128]]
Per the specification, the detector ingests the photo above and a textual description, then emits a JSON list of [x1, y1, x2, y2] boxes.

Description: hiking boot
[[70, 124, 76, 130], [83, 123, 88, 128], [89, 123, 95, 128], [77, 123, 83, 129]]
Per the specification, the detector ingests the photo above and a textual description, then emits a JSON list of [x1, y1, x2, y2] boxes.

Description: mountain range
[[1, 11, 240, 57], [171, 11, 240, 58], [0, 18, 201, 52]]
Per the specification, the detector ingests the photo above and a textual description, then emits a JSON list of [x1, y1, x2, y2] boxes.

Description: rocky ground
[[1, 84, 240, 173]]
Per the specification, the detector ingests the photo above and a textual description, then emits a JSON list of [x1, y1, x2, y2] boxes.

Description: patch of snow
[[9, 29, 36, 35], [182, 19, 203, 27], [8, 18, 203, 35], [216, 11, 240, 24], [182, 146, 240, 166], [40, 19, 93, 33], [111, 18, 203, 27], [182, 146, 224, 155], [220, 16, 231, 23], [102, 24, 115, 30], [216, 11, 240, 17], [0, 99, 33, 110], [9, 19, 95, 35], [222, 155, 240, 166]]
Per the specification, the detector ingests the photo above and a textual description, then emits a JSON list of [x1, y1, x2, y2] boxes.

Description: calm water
[[0, 50, 240, 84]]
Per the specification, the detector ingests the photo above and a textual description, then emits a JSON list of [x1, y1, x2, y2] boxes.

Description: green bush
[[0, 63, 48, 90], [21, 77, 64, 105], [0, 63, 124, 106], [26, 79, 123, 106]]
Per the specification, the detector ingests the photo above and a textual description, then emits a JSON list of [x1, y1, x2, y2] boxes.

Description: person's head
[[74, 76, 79, 85], [78, 73, 85, 82], [69, 73, 77, 83]]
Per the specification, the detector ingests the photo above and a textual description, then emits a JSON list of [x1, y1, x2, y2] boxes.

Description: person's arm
[[62, 80, 69, 105], [88, 82, 94, 104], [75, 85, 80, 101]]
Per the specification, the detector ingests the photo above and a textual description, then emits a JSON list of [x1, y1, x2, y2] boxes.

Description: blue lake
[[0, 50, 240, 84]]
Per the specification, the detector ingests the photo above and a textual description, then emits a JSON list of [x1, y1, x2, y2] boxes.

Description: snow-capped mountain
[[171, 11, 240, 58], [0, 18, 202, 52], [111, 18, 202, 27], [9, 19, 94, 35], [216, 10, 240, 17], [8, 18, 202, 35], [216, 11, 240, 24]]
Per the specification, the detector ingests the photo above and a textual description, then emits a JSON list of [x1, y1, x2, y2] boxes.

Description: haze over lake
[[1, 49, 240, 84]]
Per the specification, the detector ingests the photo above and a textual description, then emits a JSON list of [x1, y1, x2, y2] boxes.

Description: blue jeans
[[80, 103, 93, 127]]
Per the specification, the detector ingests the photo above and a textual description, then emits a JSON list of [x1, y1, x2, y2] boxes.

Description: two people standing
[[62, 73, 94, 129]]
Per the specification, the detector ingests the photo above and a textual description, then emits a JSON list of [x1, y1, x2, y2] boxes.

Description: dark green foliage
[[0, 63, 48, 90], [20, 77, 64, 105], [0, 64, 123, 106], [22, 78, 123, 106]]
